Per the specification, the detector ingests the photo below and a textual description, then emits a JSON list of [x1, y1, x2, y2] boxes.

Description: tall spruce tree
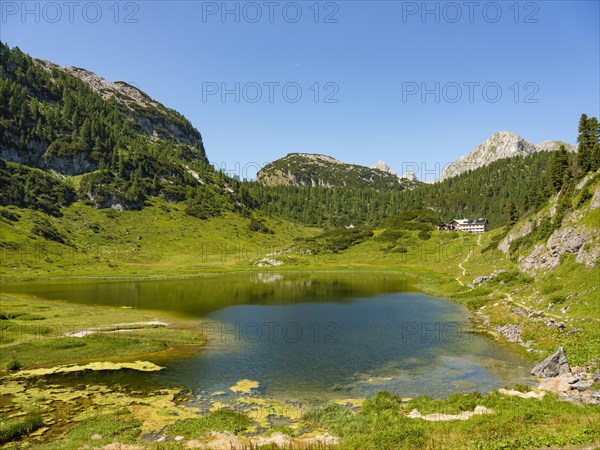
[[549, 145, 570, 192]]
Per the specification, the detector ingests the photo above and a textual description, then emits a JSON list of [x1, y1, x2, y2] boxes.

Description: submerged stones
[[531, 347, 571, 377]]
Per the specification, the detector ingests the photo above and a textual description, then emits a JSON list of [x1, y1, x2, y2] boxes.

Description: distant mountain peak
[[371, 160, 397, 176], [438, 131, 576, 182]]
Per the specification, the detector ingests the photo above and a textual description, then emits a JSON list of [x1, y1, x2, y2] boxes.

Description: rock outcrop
[[531, 347, 571, 377], [519, 226, 594, 273], [371, 160, 397, 175], [401, 171, 418, 182], [498, 220, 533, 255], [471, 269, 507, 286], [536, 367, 600, 405], [494, 324, 522, 343], [46, 62, 206, 150]]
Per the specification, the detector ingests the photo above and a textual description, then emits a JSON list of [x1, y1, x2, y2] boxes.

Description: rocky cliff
[[499, 171, 600, 273]]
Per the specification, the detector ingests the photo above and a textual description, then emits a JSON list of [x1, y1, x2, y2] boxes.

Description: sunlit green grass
[[302, 391, 600, 449]]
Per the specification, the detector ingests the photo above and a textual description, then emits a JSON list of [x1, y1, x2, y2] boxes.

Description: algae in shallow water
[[10, 361, 164, 378], [229, 379, 260, 394]]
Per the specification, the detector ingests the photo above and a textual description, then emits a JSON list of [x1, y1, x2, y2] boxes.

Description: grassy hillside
[[0, 199, 318, 280]]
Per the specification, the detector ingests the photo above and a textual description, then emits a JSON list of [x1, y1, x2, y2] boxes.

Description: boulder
[[538, 378, 571, 393], [571, 380, 594, 392], [531, 347, 571, 377], [472, 270, 507, 286]]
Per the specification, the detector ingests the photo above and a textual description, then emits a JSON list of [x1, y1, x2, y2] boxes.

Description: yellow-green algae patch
[[0, 381, 26, 395], [128, 390, 199, 433], [9, 361, 164, 378], [229, 379, 260, 394]]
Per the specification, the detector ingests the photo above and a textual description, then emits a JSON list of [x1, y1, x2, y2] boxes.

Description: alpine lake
[[2, 272, 535, 406]]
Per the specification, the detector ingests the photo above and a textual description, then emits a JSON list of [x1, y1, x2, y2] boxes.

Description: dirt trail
[[456, 235, 481, 287]]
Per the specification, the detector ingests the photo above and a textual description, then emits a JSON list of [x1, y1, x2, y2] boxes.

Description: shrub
[[6, 359, 22, 371], [31, 222, 65, 243], [550, 294, 567, 304], [375, 229, 407, 242], [248, 218, 273, 233], [534, 217, 555, 242], [362, 392, 404, 414], [161, 184, 187, 203], [417, 230, 431, 240], [0, 208, 19, 222]]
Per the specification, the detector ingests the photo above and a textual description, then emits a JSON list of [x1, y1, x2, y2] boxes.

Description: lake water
[[2, 272, 534, 400]]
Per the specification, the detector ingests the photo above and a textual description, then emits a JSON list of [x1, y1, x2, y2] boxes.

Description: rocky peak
[[401, 171, 418, 182], [371, 160, 397, 176], [438, 131, 576, 182]]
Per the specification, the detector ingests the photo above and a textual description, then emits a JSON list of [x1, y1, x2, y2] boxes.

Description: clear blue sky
[[2, 1, 599, 181]]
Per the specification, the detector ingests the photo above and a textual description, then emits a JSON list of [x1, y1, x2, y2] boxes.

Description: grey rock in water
[[531, 347, 571, 377]]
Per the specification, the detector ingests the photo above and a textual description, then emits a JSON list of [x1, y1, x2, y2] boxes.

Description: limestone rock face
[[438, 132, 576, 182], [401, 171, 418, 182], [531, 347, 571, 378], [519, 226, 593, 273], [498, 220, 533, 255], [371, 160, 397, 176]]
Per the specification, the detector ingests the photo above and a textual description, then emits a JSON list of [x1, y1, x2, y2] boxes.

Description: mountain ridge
[[256, 153, 419, 190]]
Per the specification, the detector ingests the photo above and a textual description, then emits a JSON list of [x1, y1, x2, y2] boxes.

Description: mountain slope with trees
[[256, 153, 418, 190]]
